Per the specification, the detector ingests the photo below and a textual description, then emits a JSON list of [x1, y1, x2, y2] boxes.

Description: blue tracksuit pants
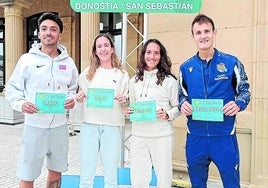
[[186, 134, 240, 188]]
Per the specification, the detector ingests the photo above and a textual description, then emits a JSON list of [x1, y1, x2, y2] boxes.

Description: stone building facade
[[0, 0, 267, 187]]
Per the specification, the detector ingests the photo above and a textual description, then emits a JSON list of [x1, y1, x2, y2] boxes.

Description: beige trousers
[[130, 135, 174, 188]]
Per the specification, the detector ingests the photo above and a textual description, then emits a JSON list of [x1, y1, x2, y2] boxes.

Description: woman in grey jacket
[[125, 39, 180, 188]]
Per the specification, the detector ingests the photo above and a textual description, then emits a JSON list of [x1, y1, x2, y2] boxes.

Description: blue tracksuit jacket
[[178, 49, 251, 136]]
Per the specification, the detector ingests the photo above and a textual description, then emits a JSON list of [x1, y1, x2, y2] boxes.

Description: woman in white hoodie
[[125, 39, 180, 188], [75, 33, 129, 188]]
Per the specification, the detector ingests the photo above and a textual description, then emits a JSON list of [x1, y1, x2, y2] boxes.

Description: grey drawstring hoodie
[[129, 69, 180, 137], [5, 43, 78, 128]]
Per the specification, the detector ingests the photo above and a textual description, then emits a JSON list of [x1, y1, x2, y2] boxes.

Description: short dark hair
[[191, 14, 215, 35], [38, 12, 63, 33]]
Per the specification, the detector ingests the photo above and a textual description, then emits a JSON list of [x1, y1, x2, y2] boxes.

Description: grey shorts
[[16, 125, 69, 181]]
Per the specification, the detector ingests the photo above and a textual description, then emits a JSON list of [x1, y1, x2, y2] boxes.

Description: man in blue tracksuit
[[178, 14, 251, 188]]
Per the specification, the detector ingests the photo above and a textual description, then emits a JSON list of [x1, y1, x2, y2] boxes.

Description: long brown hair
[[87, 33, 122, 80], [135, 39, 177, 85]]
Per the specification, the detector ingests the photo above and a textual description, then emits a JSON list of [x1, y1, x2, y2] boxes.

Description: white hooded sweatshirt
[[5, 43, 78, 128], [129, 69, 180, 137]]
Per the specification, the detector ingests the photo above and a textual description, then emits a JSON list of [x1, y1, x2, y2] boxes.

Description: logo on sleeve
[[59, 65, 66, 70]]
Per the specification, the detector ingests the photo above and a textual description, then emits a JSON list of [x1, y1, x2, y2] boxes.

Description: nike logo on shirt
[[36, 64, 45, 68]]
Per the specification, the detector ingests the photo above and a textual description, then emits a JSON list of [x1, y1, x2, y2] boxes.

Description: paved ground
[[0, 122, 249, 188], [0, 123, 133, 188]]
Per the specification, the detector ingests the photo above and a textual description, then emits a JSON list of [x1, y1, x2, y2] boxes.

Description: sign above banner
[[70, 0, 202, 13]]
